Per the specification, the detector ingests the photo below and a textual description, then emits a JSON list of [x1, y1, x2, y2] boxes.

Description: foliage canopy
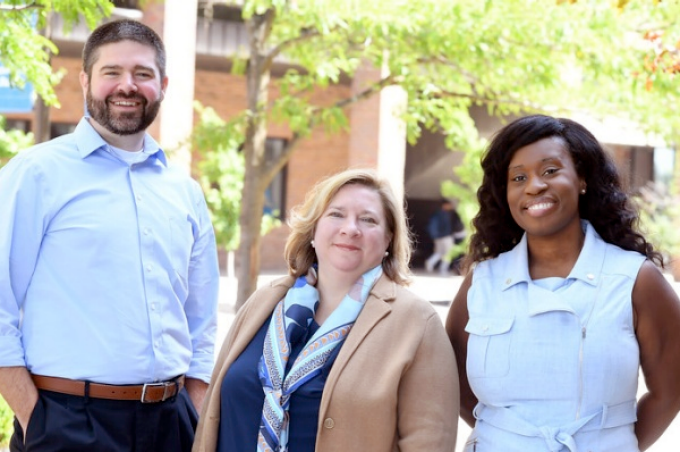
[[206, 0, 680, 304], [0, 0, 114, 106]]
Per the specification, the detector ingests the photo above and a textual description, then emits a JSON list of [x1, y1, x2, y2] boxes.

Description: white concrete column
[[376, 82, 407, 202], [160, 0, 198, 173], [348, 58, 408, 201]]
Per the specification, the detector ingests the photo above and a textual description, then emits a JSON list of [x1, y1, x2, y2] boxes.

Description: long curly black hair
[[467, 114, 663, 267]]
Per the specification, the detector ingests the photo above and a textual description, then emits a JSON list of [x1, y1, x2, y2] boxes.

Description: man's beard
[[86, 88, 161, 136]]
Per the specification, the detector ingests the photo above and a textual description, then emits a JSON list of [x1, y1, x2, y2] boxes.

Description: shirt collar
[[501, 220, 604, 291], [73, 117, 168, 166]]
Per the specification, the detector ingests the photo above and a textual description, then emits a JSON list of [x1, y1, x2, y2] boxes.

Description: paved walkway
[[217, 271, 680, 451]]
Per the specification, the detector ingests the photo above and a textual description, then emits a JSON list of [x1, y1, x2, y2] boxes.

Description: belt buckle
[[141, 381, 175, 403]]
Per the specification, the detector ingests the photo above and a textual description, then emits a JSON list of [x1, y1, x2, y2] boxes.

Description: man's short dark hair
[[82, 19, 166, 80]]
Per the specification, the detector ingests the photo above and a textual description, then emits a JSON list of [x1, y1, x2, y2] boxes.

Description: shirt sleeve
[[183, 181, 220, 383], [0, 155, 50, 367]]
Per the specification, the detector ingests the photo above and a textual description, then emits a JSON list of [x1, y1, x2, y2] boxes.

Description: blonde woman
[[194, 168, 458, 452]]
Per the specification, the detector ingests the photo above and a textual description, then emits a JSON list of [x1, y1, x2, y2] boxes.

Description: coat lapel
[[214, 276, 294, 384], [318, 275, 396, 416]]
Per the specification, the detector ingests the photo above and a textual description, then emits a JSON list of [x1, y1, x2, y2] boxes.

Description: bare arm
[[633, 261, 680, 450], [185, 377, 209, 414], [445, 272, 477, 427], [0, 367, 39, 432]]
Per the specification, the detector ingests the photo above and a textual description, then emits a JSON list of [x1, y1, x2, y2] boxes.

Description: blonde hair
[[284, 168, 412, 286]]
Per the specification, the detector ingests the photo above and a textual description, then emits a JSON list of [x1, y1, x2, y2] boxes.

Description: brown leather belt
[[32, 374, 185, 403]]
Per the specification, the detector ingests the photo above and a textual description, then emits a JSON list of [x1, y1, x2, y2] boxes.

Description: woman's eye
[[328, 211, 342, 218], [510, 175, 526, 182], [361, 217, 377, 224], [544, 168, 558, 175]]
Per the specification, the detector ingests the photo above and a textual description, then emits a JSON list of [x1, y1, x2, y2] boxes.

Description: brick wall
[[194, 69, 355, 271]]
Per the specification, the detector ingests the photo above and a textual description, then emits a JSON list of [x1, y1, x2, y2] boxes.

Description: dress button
[[505, 278, 512, 285], [586, 273, 595, 280], [323, 418, 334, 429]]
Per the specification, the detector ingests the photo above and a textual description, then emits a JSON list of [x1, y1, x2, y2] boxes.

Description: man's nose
[[118, 74, 138, 94]]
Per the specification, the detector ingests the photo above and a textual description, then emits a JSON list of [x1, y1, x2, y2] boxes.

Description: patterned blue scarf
[[256, 265, 383, 452]]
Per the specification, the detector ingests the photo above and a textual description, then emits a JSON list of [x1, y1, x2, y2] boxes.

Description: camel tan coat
[[192, 274, 459, 452]]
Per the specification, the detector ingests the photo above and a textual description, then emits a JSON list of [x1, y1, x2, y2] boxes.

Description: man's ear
[[79, 71, 89, 96], [160, 76, 169, 100]]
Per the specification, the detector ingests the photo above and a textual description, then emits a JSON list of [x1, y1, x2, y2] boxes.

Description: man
[[425, 198, 466, 275], [0, 20, 220, 451]]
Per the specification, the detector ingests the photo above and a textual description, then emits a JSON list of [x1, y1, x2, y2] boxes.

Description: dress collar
[[501, 220, 605, 291]]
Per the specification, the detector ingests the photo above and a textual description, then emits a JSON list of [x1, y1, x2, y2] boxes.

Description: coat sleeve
[[397, 312, 460, 451]]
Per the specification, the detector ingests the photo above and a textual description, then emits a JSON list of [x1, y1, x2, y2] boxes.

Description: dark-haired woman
[[447, 114, 680, 451]]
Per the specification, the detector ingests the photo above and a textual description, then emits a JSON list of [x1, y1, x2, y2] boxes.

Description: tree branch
[[0, 2, 40, 11], [265, 27, 322, 67], [437, 89, 548, 112], [263, 133, 304, 183], [333, 73, 397, 109]]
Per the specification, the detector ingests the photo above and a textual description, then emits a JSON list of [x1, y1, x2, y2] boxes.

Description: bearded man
[[0, 20, 219, 452]]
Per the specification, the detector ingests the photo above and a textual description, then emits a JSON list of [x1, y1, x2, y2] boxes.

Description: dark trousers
[[10, 388, 198, 452]]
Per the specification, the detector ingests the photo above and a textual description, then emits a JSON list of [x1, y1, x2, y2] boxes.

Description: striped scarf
[[256, 265, 383, 452]]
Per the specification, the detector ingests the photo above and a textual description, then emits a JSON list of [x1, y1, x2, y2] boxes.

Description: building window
[[198, 2, 243, 22], [3, 119, 31, 133], [50, 123, 77, 139], [112, 0, 141, 9], [264, 138, 287, 220]]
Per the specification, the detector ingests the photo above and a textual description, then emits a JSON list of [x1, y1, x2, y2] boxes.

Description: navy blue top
[[217, 316, 343, 452]]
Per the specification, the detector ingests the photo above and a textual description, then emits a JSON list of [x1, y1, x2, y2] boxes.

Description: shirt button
[[146, 264, 153, 272], [136, 194, 142, 202], [505, 278, 512, 285], [483, 325, 489, 332], [586, 273, 595, 280], [143, 228, 150, 235], [323, 418, 334, 429], [151, 303, 156, 311]]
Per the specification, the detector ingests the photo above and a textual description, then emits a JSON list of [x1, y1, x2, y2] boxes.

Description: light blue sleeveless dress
[[465, 221, 645, 452]]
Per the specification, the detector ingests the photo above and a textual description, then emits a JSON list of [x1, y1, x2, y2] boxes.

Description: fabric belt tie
[[473, 400, 637, 452], [32, 374, 185, 403]]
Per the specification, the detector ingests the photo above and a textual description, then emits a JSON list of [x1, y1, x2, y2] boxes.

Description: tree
[[0, 0, 114, 107], [0, 116, 34, 167], [202, 0, 680, 308]]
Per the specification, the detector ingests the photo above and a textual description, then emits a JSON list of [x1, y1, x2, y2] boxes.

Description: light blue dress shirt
[[464, 221, 644, 452], [0, 118, 220, 384]]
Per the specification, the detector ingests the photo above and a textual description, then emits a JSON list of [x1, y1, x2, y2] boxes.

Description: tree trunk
[[235, 10, 275, 309]]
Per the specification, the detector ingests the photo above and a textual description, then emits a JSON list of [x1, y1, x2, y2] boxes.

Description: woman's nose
[[340, 218, 360, 236], [526, 175, 547, 194]]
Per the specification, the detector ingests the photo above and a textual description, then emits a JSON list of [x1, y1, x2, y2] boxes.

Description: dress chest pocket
[[465, 316, 514, 378]]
